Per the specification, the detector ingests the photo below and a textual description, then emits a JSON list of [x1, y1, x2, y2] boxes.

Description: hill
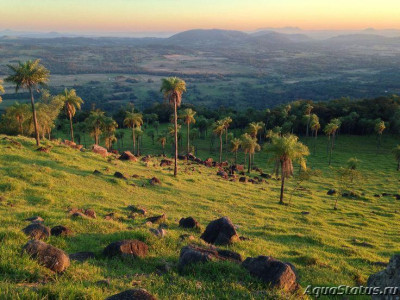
[[0, 134, 399, 298]]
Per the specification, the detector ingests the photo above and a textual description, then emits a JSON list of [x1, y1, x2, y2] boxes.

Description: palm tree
[[213, 120, 226, 163], [134, 127, 144, 156], [304, 104, 313, 137], [0, 79, 4, 103], [392, 145, 400, 171], [375, 119, 386, 150], [222, 117, 233, 147], [6, 102, 30, 134], [324, 120, 340, 165], [124, 112, 143, 155], [241, 133, 261, 173], [56, 88, 84, 142], [247, 122, 263, 139], [157, 135, 167, 156], [5, 60, 50, 146], [86, 109, 105, 145], [160, 77, 186, 176], [103, 117, 118, 151], [180, 108, 196, 154], [230, 137, 241, 165], [310, 114, 320, 154], [265, 134, 309, 204]]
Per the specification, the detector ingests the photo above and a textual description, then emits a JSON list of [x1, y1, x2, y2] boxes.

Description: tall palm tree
[[247, 122, 263, 139], [375, 119, 386, 150], [241, 133, 261, 173], [56, 88, 84, 142], [304, 103, 313, 137], [86, 109, 105, 145], [213, 120, 226, 163], [6, 102, 30, 134], [230, 137, 241, 165], [310, 114, 320, 154], [0, 79, 4, 103], [392, 145, 400, 171], [222, 117, 233, 147], [124, 112, 143, 155], [5, 60, 50, 146], [103, 117, 118, 151], [265, 134, 309, 204], [180, 108, 196, 154], [134, 127, 144, 155], [324, 120, 340, 166], [157, 135, 167, 156], [160, 77, 186, 176]]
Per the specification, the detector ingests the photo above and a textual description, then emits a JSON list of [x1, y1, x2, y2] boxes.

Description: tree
[[213, 120, 226, 163], [265, 134, 309, 204], [103, 117, 118, 151], [222, 117, 233, 147], [303, 103, 313, 137], [247, 122, 263, 139], [160, 77, 186, 176], [134, 127, 144, 155], [146, 129, 155, 145], [324, 119, 340, 165], [5, 59, 50, 146], [158, 135, 167, 156], [0, 79, 4, 103], [180, 108, 196, 154], [230, 137, 241, 165], [56, 88, 84, 142], [334, 158, 362, 210], [241, 133, 261, 173], [392, 145, 400, 171], [5, 102, 30, 134], [124, 112, 143, 155], [310, 114, 320, 154], [374, 119, 386, 150], [86, 109, 105, 145]]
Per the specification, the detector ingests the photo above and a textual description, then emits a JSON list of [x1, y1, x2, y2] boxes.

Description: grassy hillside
[[0, 134, 399, 299]]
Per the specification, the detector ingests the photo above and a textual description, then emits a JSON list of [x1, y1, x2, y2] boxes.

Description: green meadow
[[0, 132, 399, 299]]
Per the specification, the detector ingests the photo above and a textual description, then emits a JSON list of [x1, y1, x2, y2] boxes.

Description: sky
[[1, 0, 400, 34]]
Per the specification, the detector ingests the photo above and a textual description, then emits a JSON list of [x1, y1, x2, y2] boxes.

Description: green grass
[[0, 133, 399, 299]]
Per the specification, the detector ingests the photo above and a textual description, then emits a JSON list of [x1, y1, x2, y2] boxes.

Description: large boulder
[[84, 208, 97, 219], [114, 172, 128, 180], [51, 225, 72, 237], [23, 240, 70, 273], [178, 245, 242, 270], [204, 158, 213, 167], [200, 217, 239, 245], [103, 240, 148, 258], [23, 223, 50, 240], [106, 289, 156, 300], [242, 256, 299, 293], [119, 151, 137, 161], [92, 145, 108, 157], [179, 217, 200, 229], [217, 170, 228, 179], [149, 177, 161, 186], [367, 255, 400, 299]]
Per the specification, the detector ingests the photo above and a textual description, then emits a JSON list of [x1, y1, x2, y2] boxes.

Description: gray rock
[[368, 255, 400, 299], [22, 223, 50, 240]]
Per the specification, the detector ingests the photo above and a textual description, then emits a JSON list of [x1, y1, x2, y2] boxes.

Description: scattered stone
[[84, 208, 97, 219], [179, 234, 195, 241], [23, 223, 50, 240], [114, 172, 127, 180], [239, 177, 248, 183], [103, 240, 149, 258], [92, 145, 108, 157], [132, 174, 140, 178], [24, 216, 44, 223], [69, 251, 95, 262], [71, 212, 86, 218], [260, 173, 271, 179], [141, 156, 151, 162], [149, 177, 161, 186], [96, 279, 111, 287], [104, 212, 115, 220], [242, 256, 299, 293], [160, 159, 173, 167], [93, 170, 102, 175], [374, 194, 381, 198], [200, 217, 239, 245], [146, 214, 166, 224], [23, 240, 70, 273], [37, 146, 51, 153], [301, 211, 310, 215], [327, 189, 337, 196], [178, 245, 242, 270], [179, 217, 200, 229], [368, 255, 400, 300], [51, 225, 72, 237], [128, 205, 147, 215], [106, 289, 156, 300], [382, 193, 391, 197], [217, 170, 228, 179], [239, 236, 251, 241], [119, 151, 137, 162], [395, 194, 400, 200], [149, 227, 167, 238]]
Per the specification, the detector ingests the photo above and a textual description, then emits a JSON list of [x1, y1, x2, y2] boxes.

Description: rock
[[96, 279, 111, 286], [382, 193, 391, 197], [149, 177, 161, 186], [84, 208, 97, 219], [146, 214, 166, 224], [242, 256, 299, 292], [93, 170, 102, 175], [260, 173, 271, 179], [23, 240, 70, 273], [71, 212, 86, 218], [374, 194, 381, 198], [103, 240, 148, 258], [106, 289, 156, 300], [200, 217, 239, 245], [37, 146, 51, 153], [23, 223, 50, 240], [368, 255, 400, 299], [114, 172, 127, 180], [160, 159, 173, 167], [24, 216, 44, 223], [217, 170, 228, 179], [178, 245, 242, 270], [149, 227, 167, 237], [301, 211, 310, 215], [69, 251, 95, 262], [104, 212, 115, 220], [239, 236, 251, 241], [127, 205, 147, 215], [239, 177, 247, 183], [179, 217, 200, 229], [395, 194, 400, 200], [119, 151, 137, 161], [141, 155, 151, 162], [327, 189, 337, 195], [92, 145, 108, 157], [179, 234, 195, 241], [51, 225, 72, 237], [204, 158, 213, 167]]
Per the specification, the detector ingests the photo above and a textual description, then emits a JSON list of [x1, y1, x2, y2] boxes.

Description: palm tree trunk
[[174, 99, 178, 176], [132, 128, 136, 155], [280, 161, 285, 204], [248, 152, 251, 173], [29, 87, 40, 146], [137, 137, 140, 156], [69, 114, 74, 142], [235, 151, 238, 165], [397, 160, 400, 171], [187, 123, 190, 154], [162, 144, 165, 156], [219, 134, 222, 163]]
